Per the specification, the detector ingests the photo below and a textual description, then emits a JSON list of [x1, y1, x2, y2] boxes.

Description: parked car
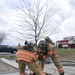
[[0, 45, 17, 53]]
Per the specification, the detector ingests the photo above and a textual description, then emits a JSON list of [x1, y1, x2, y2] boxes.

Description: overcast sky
[[0, 0, 75, 46]]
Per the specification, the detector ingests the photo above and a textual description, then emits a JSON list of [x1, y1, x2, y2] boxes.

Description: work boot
[[33, 73, 36, 75]]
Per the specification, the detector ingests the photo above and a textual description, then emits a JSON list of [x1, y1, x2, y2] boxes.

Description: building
[[56, 36, 75, 48]]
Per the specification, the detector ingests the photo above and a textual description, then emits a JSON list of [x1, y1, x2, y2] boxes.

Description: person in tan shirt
[[16, 41, 46, 75], [35, 36, 64, 75]]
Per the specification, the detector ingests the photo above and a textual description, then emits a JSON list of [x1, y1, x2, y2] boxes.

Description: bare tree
[[12, 0, 59, 45], [0, 32, 7, 44]]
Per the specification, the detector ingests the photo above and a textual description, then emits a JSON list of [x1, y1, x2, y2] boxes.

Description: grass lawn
[[0, 55, 16, 60], [57, 48, 75, 56], [0, 48, 75, 60]]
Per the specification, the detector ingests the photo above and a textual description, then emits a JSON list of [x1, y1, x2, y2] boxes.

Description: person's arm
[[50, 45, 64, 75]]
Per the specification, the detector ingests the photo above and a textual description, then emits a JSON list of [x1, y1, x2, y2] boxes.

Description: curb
[[0, 58, 18, 69], [0, 58, 30, 74]]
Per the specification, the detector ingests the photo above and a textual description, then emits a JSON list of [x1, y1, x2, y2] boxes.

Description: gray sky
[[0, 0, 75, 46]]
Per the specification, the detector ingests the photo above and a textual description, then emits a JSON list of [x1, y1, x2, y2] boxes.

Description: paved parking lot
[[0, 58, 75, 75]]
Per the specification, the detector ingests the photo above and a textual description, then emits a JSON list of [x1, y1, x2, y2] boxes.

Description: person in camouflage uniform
[[35, 36, 64, 75], [16, 41, 46, 75]]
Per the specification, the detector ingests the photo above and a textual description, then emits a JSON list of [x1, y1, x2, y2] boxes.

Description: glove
[[60, 72, 64, 75]]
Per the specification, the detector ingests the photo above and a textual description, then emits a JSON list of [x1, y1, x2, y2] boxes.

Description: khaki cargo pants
[[17, 60, 45, 75]]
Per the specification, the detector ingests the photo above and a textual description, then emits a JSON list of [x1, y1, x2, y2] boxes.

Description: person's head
[[17, 43, 23, 50], [24, 40, 28, 45], [38, 40, 48, 53], [24, 40, 34, 51]]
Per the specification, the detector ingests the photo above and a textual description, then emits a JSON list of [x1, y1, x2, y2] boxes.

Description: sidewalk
[[0, 58, 75, 75]]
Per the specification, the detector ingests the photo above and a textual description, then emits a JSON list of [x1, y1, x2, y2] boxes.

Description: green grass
[[0, 55, 16, 60], [57, 48, 75, 56], [0, 48, 75, 59]]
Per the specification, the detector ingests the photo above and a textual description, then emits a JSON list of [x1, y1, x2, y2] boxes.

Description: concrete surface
[[0, 58, 75, 75]]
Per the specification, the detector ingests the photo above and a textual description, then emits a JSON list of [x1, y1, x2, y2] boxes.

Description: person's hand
[[60, 72, 64, 75]]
